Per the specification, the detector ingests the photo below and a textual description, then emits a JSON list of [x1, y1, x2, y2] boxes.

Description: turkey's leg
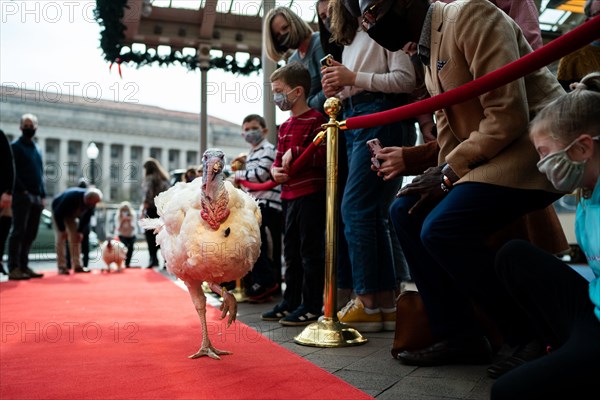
[[186, 282, 232, 360], [209, 282, 238, 327]]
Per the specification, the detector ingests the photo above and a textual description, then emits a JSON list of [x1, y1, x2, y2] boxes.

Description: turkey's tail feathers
[[139, 217, 163, 233]]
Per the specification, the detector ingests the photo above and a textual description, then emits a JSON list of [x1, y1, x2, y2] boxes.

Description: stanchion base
[[294, 318, 368, 347], [230, 288, 248, 303]]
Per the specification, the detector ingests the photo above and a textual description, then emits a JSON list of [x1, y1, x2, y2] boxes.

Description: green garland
[[94, 0, 262, 75]]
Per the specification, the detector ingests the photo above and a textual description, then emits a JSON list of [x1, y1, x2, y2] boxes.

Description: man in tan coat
[[340, 0, 567, 375]]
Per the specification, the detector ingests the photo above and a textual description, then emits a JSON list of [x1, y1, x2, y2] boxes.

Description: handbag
[[391, 290, 433, 358], [391, 290, 504, 359]]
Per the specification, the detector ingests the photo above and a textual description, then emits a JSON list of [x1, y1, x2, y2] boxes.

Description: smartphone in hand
[[320, 54, 334, 67], [367, 138, 383, 169]]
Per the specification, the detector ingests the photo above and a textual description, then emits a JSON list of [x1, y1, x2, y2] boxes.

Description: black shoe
[[279, 305, 320, 326], [58, 267, 70, 275], [8, 269, 30, 280], [397, 336, 493, 367], [74, 266, 91, 273], [261, 302, 292, 321], [487, 340, 545, 379], [246, 283, 279, 302], [220, 280, 236, 292], [25, 267, 44, 278]]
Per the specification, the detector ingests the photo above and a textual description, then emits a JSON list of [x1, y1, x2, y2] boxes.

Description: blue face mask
[[273, 89, 298, 111], [242, 129, 263, 146]]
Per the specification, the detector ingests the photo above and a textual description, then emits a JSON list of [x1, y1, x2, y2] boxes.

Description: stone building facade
[[0, 86, 247, 205]]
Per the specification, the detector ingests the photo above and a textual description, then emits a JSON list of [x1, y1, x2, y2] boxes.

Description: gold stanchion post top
[[324, 97, 342, 118]]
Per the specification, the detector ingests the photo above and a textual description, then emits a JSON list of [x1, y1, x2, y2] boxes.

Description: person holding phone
[[115, 201, 137, 268], [321, 0, 417, 332]]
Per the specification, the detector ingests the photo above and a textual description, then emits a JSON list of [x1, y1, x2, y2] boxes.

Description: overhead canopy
[[94, 0, 318, 74], [124, 0, 318, 58], [96, 0, 586, 73]]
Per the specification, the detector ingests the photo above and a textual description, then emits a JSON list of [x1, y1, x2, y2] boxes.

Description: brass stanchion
[[294, 98, 367, 347], [230, 278, 248, 303]]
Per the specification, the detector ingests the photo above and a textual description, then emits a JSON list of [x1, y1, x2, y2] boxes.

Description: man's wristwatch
[[440, 163, 459, 193], [440, 175, 452, 192]]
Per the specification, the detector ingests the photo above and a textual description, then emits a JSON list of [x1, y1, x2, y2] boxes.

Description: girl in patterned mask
[[492, 72, 600, 399]]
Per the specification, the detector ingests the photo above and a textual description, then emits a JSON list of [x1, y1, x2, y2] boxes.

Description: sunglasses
[[361, 0, 413, 31]]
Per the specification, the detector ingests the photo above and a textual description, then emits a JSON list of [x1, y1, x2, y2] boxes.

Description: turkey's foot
[[219, 290, 238, 327], [188, 345, 232, 360]]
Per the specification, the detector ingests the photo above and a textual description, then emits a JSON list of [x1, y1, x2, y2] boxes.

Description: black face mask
[[275, 32, 295, 53], [275, 32, 303, 53], [22, 128, 36, 139], [366, 8, 410, 52]]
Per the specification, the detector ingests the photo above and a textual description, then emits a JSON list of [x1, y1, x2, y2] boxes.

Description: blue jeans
[[341, 99, 416, 295], [389, 182, 561, 342]]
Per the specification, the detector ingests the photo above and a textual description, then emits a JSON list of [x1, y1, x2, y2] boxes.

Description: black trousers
[[244, 205, 282, 288], [8, 193, 43, 272], [0, 215, 11, 273], [118, 235, 136, 267], [144, 206, 160, 266], [491, 240, 600, 399], [281, 192, 326, 314]]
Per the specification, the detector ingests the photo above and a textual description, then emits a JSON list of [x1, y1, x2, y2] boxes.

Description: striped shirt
[[235, 140, 282, 211], [273, 108, 327, 200]]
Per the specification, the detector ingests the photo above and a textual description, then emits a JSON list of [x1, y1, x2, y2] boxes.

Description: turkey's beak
[[212, 161, 223, 175], [202, 157, 224, 200]]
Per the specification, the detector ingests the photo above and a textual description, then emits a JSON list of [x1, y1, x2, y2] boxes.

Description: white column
[[58, 138, 69, 193], [101, 142, 111, 200], [142, 146, 150, 163], [123, 144, 132, 199]]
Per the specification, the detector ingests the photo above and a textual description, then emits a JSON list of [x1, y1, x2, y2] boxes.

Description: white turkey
[[140, 148, 262, 360], [101, 239, 127, 273]]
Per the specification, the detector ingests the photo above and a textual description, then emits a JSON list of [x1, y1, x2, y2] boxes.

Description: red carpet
[[0, 270, 372, 400]]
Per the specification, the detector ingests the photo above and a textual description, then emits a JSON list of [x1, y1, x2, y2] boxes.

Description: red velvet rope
[[345, 14, 600, 130], [239, 139, 322, 191], [241, 15, 600, 190]]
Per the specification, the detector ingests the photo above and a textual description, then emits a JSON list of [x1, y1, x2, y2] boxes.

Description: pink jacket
[[438, 0, 542, 49]]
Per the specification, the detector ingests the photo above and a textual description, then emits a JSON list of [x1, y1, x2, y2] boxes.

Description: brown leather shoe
[[25, 267, 44, 278], [73, 266, 91, 273], [397, 336, 493, 367], [8, 269, 31, 280]]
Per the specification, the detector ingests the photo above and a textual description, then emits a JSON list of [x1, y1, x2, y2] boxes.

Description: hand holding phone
[[367, 138, 383, 169], [320, 54, 334, 68]]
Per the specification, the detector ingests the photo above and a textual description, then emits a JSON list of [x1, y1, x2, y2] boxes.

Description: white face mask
[[537, 138, 587, 193]]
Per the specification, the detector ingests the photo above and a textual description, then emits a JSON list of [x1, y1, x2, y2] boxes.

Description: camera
[[366, 138, 383, 169], [320, 54, 335, 67]]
